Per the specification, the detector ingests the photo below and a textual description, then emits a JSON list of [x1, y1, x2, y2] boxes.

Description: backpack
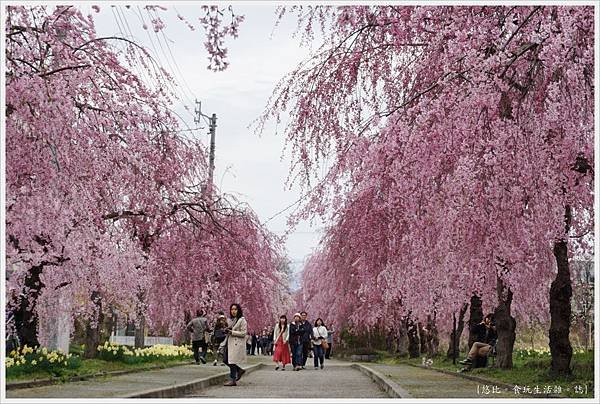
[[213, 328, 226, 344]]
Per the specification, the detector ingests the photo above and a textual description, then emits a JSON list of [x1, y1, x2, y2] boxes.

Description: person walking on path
[[187, 309, 210, 365], [246, 333, 252, 355], [211, 314, 228, 366], [223, 303, 248, 386], [325, 323, 334, 359], [257, 330, 265, 355], [299, 311, 312, 369], [272, 315, 291, 370], [289, 313, 303, 371], [261, 329, 270, 355], [268, 327, 275, 355], [250, 331, 257, 355], [312, 318, 328, 369]]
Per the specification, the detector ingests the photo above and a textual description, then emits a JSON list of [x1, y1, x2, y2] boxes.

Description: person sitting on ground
[[459, 313, 497, 371]]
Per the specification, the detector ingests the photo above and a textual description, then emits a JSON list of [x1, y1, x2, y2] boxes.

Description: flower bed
[[5, 345, 81, 378], [96, 342, 192, 364], [514, 347, 587, 360], [4, 343, 193, 380]]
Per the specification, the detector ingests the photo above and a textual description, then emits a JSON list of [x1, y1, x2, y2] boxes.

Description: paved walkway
[[186, 360, 387, 398], [7, 361, 234, 398], [7, 356, 519, 399], [366, 364, 515, 398]]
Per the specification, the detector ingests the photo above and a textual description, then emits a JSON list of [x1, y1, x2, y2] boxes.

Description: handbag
[[317, 327, 329, 349]]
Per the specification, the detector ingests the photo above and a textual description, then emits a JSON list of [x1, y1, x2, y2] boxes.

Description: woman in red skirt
[[272, 315, 291, 370]]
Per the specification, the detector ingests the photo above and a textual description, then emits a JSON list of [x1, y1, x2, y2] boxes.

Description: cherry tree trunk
[[447, 303, 468, 359], [386, 329, 395, 353], [494, 278, 516, 369], [14, 264, 44, 347], [424, 314, 439, 357], [84, 292, 104, 359], [549, 236, 573, 375], [406, 318, 420, 358], [134, 319, 145, 348], [134, 287, 147, 349], [396, 318, 409, 357], [467, 294, 483, 349], [418, 321, 427, 354]]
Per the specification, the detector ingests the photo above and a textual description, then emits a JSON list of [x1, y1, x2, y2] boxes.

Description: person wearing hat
[[289, 313, 304, 370], [211, 313, 228, 366]]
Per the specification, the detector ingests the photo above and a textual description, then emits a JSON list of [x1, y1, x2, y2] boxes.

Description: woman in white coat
[[223, 303, 248, 386], [312, 318, 328, 369]]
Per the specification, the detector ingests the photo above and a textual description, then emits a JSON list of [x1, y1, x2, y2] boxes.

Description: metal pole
[[452, 312, 457, 364], [207, 113, 217, 198], [193, 100, 217, 199]]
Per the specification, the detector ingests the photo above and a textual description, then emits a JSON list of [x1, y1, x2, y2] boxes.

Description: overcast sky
[[92, 5, 327, 287]]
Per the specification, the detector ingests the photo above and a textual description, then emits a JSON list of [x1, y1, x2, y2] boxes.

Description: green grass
[[374, 350, 594, 398], [6, 358, 192, 383]]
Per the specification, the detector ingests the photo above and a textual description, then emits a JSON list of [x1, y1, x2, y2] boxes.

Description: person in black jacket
[[299, 311, 312, 369], [250, 331, 257, 355], [289, 313, 304, 371], [211, 314, 227, 366], [460, 313, 497, 369]]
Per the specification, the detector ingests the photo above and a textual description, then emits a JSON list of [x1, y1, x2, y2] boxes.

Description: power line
[[113, 6, 154, 88], [107, 6, 203, 141], [151, 8, 199, 107], [132, 6, 195, 122], [147, 8, 197, 110]]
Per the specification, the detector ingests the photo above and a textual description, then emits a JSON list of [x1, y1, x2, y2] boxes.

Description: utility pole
[[195, 100, 217, 198], [207, 113, 217, 197]]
